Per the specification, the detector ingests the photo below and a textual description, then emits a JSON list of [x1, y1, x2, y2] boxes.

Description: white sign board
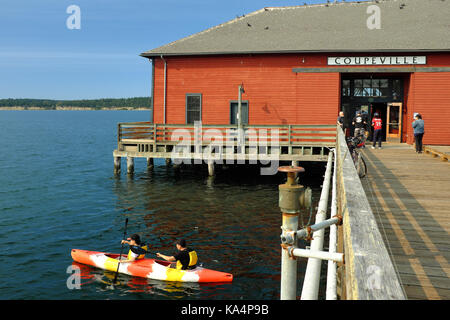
[[328, 56, 426, 66]]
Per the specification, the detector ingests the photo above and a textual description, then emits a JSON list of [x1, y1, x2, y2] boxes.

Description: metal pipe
[[291, 248, 343, 263], [161, 55, 167, 124], [300, 151, 333, 300], [279, 166, 305, 300], [326, 149, 338, 300], [238, 84, 244, 145], [280, 213, 299, 300], [294, 217, 340, 240]]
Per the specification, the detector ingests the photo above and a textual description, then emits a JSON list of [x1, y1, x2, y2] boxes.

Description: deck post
[[114, 156, 121, 174], [127, 156, 134, 175]]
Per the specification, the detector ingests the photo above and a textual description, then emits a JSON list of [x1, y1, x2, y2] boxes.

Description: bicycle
[[346, 135, 367, 178]]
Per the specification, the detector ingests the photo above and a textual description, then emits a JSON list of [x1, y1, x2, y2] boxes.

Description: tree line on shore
[[0, 97, 152, 109]]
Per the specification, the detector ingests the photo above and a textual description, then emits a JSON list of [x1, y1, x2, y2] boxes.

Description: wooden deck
[[114, 122, 336, 162], [361, 143, 450, 300]]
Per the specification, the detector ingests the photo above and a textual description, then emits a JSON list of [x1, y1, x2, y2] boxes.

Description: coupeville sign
[[328, 56, 427, 66]]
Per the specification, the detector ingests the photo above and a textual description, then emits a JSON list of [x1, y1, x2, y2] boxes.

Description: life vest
[[128, 244, 148, 261], [176, 249, 198, 270]]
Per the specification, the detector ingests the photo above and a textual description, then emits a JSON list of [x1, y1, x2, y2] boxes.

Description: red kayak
[[71, 249, 233, 283]]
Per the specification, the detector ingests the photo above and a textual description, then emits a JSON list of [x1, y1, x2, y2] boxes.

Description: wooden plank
[[361, 143, 450, 300], [403, 284, 450, 300]]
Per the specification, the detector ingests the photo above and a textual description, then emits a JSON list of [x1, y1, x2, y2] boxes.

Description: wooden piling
[[114, 156, 121, 174], [127, 156, 134, 174], [147, 157, 154, 170], [208, 160, 215, 176]]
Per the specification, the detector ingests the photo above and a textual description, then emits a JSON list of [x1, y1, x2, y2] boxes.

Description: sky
[[0, 0, 371, 100]]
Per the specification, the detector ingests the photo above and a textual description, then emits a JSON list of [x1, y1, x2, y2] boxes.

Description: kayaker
[[156, 239, 198, 270], [119, 233, 148, 263]]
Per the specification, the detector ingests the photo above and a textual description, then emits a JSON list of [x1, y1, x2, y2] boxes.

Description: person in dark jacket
[[412, 114, 425, 153], [352, 112, 366, 137], [337, 111, 345, 128]]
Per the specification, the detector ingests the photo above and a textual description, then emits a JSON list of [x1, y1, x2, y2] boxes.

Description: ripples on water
[[0, 111, 327, 299]]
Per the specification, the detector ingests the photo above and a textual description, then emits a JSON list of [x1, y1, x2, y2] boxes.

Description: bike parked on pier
[[346, 135, 367, 178]]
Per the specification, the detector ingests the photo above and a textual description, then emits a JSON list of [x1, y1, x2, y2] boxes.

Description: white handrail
[[326, 149, 338, 300], [300, 151, 333, 300]]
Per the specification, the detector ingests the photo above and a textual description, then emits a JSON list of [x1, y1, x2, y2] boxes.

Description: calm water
[[0, 111, 327, 300]]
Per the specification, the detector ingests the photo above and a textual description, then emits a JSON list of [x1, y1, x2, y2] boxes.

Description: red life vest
[[372, 118, 382, 130]]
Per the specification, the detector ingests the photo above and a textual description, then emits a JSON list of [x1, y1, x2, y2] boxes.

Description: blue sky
[[0, 0, 370, 100]]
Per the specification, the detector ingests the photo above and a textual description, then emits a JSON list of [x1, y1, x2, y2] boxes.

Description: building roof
[[141, 0, 450, 57]]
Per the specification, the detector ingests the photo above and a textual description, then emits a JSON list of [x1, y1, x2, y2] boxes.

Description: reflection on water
[[74, 262, 230, 299]]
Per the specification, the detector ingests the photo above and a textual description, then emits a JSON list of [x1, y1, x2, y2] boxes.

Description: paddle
[[113, 218, 128, 284]]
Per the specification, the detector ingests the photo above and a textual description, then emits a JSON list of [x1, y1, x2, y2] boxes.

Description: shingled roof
[[141, 0, 450, 57]]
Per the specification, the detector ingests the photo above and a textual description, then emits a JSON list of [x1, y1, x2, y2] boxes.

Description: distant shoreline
[[0, 97, 152, 111], [0, 107, 150, 111]]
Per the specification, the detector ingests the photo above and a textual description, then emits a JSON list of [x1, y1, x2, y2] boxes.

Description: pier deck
[[113, 123, 336, 175], [361, 143, 450, 300]]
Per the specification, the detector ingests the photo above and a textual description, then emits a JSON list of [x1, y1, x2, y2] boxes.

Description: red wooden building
[[139, 0, 450, 146]]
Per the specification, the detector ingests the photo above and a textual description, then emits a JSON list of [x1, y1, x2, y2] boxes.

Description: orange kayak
[[71, 249, 233, 283]]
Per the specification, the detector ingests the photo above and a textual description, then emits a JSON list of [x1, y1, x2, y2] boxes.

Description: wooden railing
[[335, 126, 405, 300], [118, 122, 336, 146]]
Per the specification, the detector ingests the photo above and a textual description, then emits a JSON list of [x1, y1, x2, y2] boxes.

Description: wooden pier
[[112, 122, 336, 174], [361, 144, 450, 299]]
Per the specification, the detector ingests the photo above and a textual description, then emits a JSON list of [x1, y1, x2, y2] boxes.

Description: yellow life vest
[[176, 249, 198, 270], [128, 245, 148, 261]]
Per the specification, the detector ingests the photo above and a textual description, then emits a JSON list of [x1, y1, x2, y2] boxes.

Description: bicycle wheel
[[357, 154, 367, 178]]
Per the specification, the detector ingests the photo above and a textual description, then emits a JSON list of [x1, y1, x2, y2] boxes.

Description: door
[[230, 101, 248, 125], [386, 103, 402, 142]]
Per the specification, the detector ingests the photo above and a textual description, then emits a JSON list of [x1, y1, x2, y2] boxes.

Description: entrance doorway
[[369, 102, 403, 142], [386, 103, 402, 143], [340, 75, 407, 142], [370, 103, 388, 142]]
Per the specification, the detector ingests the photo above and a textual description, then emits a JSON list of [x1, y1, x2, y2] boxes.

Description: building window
[[230, 101, 249, 125], [186, 93, 202, 124], [392, 79, 402, 100], [354, 79, 389, 97], [342, 80, 350, 97]]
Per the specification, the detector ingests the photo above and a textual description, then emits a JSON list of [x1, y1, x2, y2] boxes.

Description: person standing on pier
[[352, 111, 367, 144], [156, 239, 198, 270], [412, 114, 425, 153], [337, 111, 347, 136], [371, 112, 383, 149]]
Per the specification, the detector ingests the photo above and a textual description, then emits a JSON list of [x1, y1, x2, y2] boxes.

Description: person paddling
[[118, 233, 148, 263], [156, 239, 198, 270]]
